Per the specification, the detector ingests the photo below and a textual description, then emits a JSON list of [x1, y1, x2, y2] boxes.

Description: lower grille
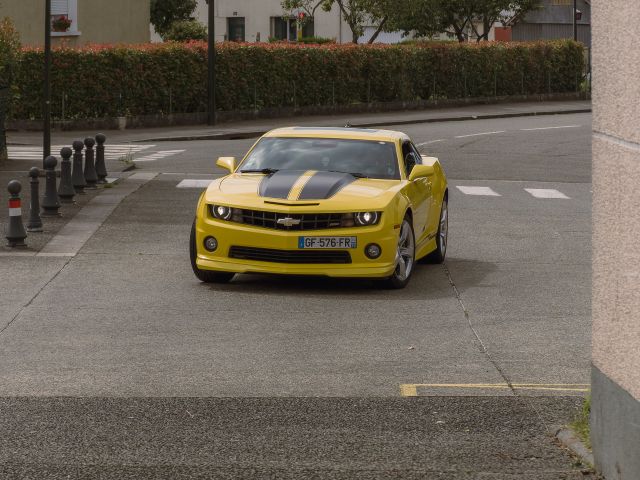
[[229, 246, 352, 264]]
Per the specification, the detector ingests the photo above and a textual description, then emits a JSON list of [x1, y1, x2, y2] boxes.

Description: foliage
[[282, 0, 394, 43], [163, 20, 208, 42], [150, 0, 198, 36], [299, 36, 336, 44], [9, 40, 584, 121], [391, 0, 542, 42], [52, 15, 73, 32], [0, 17, 20, 162], [571, 396, 591, 449]]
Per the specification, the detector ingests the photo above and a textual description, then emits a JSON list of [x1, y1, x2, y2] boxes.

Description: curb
[[137, 108, 592, 143], [554, 426, 594, 468]]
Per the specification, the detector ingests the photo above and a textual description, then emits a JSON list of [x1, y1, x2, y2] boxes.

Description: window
[[227, 17, 245, 42], [51, 0, 79, 36], [270, 17, 315, 41], [402, 142, 418, 177]]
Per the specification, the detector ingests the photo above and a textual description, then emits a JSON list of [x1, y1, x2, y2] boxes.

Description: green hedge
[[10, 40, 585, 120]]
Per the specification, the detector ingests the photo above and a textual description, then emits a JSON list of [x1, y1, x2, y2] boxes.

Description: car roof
[[264, 127, 409, 143]]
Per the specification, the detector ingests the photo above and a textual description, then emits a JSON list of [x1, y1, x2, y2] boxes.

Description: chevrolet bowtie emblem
[[277, 217, 301, 227]]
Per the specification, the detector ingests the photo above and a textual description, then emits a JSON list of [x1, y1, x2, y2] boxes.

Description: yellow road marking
[[288, 170, 317, 200], [399, 383, 590, 397]]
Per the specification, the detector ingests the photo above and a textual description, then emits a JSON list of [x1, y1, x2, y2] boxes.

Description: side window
[[402, 142, 416, 177], [411, 143, 423, 165]]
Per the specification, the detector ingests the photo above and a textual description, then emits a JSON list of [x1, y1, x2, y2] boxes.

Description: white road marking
[[134, 149, 186, 163], [456, 186, 501, 197], [177, 179, 213, 189], [455, 131, 505, 139], [7, 144, 155, 161], [416, 139, 445, 147], [524, 188, 570, 199], [520, 125, 581, 131], [128, 172, 159, 181]]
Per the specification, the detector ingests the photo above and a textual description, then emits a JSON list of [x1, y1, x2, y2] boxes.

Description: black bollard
[[58, 147, 75, 203], [95, 133, 108, 184], [72, 140, 86, 194], [41, 155, 61, 217], [27, 167, 43, 232], [84, 137, 98, 189], [6, 180, 27, 247]]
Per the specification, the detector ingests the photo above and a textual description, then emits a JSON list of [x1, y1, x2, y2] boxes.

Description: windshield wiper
[[329, 170, 370, 179], [240, 168, 279, 174]]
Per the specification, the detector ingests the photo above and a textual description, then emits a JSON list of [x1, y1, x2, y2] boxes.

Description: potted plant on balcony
[[52, 16, 72, 33]]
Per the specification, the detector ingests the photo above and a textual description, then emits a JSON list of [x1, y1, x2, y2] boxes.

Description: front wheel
[[190, 221, 235, 284], [383, 217, 415, 289], [424, 197, 448, 264]]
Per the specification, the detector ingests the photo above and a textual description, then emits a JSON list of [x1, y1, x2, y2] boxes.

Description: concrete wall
[[591, 2, 640, 479], [0, 0, 150, 46]]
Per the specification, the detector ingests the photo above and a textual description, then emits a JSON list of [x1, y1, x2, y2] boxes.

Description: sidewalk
[[7, 100, 591, 146]]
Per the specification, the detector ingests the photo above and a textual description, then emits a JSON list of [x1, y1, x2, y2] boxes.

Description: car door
[[402, 141, 431, 243]]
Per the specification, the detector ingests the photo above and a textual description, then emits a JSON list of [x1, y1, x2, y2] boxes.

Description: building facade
[[1, 0, 150, 47], [184, 0, 409, 44], [591, 1, 640, 479], [511, 0, 592, 47]]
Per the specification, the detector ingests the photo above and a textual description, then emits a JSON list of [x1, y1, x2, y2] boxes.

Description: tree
[[150, 0, 198, 37], [281, 0, 394, 44], [164, 20, 208, 42], [0, 17, 20, 164], [392, 0, 541, 43]]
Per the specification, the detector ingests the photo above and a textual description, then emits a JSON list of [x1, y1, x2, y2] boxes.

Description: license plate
[[298, 236, 357, 249]]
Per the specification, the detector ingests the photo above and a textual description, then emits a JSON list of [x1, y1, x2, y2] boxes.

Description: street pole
[[573, 0, 578, 41], [207, 0, 216, 126], [43, 0, 52, 165]]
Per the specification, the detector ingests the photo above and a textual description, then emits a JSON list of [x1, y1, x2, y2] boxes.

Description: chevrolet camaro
[[190, 127, 448, 288]]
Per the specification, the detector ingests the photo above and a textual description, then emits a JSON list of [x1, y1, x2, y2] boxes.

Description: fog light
[[365, 243, 382, 259], [204, 236, 218, 252]]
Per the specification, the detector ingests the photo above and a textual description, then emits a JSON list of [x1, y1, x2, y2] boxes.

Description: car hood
[[205, 171, 402, 210]]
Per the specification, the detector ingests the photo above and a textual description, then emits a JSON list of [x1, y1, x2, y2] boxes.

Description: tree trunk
[[367, 17, 388, 44]]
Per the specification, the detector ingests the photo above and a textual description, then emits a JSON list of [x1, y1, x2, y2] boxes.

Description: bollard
[[6, 180, 27, 247], [41, 155, 61, 217], [58, 147, 75, 203], [95, 133, 108, 184], [27, 167, 43, 232], [72, 140, 86, 194], [83, 137, 98, 189]]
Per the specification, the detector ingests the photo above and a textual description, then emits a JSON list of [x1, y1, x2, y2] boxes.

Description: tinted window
[[241, 137, 400, 180]]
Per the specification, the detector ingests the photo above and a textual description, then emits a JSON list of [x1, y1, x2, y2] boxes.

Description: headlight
[[354, 211, 380, 226], [212, 205, 232, 220]]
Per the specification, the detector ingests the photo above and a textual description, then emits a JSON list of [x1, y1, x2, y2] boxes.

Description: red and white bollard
[[6, 180, 27, 247]]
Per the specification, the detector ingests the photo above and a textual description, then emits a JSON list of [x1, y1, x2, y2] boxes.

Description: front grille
[[229, 246, 352, 264], [235, 209, 345, 231]]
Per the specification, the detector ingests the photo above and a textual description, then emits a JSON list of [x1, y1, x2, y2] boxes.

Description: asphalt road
[[0, 113, 593, 478]]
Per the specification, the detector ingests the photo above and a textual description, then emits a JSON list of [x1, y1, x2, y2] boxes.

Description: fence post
[[83, 137, 98, 189], [95, 134, 108, 184], [72, 140, 86, 195], [58, 147, 75, 202]]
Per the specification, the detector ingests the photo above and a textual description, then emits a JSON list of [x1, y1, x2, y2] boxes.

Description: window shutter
[[51, 0, 69, 15]]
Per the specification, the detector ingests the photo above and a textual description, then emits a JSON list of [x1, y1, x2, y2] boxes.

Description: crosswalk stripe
[[177, 179, 213, 189], [7, 144, 155, 161], [456, 186, 501, 196], [135, 149, 186, 163], [524, 188, 570, 199]]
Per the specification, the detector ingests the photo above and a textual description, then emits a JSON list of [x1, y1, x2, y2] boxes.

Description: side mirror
[[216, 156, 237, 173], [409, 164, 435, 181]]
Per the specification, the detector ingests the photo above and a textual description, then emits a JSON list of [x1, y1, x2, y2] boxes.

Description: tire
[[382, 216, 416, 289], [424, 196, 448, 264], [190, 221, 235, 284]]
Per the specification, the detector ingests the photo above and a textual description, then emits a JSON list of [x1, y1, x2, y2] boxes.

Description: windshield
[[240, 137, 400, 180]]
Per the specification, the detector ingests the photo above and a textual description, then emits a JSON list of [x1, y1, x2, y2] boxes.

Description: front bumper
[[195, 216, 398, 278]]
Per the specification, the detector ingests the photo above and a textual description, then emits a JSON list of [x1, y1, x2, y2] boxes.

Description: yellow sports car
[[190, 127, 448, 288]]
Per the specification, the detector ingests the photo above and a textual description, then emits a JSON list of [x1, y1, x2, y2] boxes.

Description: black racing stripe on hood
[[258, 170, 306, 199], [298, 171, 357, 200]]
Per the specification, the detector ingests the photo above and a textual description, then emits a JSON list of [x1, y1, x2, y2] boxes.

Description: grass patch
[[571, 395, 591, 449]]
